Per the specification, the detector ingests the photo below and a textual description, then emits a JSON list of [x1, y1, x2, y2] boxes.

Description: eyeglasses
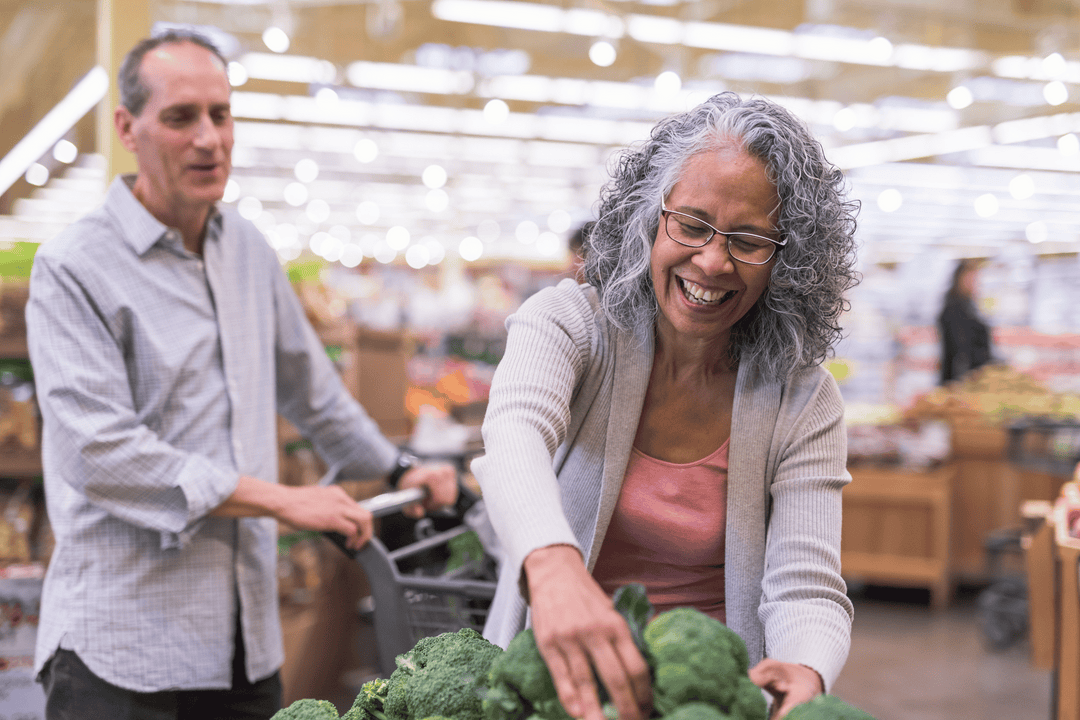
[[660, 201, 784, 265]]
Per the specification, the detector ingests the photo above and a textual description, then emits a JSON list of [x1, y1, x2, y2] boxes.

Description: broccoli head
[[484, 628, 573, 720], [782, 694, 876, 720], [728, 676, 767, 720], [379, 626, 504, 720], [643, 607, 752, 716], [342, 677, 391, 720], [271, 698, 340, 720]]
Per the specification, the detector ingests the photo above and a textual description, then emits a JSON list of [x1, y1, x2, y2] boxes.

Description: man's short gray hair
[[118, 30, 228, 116]]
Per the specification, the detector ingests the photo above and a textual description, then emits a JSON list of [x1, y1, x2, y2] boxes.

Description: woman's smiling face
[[651, 141, 781, 350]]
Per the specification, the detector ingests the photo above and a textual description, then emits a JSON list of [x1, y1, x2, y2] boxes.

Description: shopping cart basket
[[1007, 418, 1080, 479], [321, 471, 499, 677]]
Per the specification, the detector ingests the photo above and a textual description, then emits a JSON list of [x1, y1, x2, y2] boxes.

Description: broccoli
[[379, 626, 504, 720], [484, 627, 574, 720], [271, 698, 341, 719], [643, 607, 758, 718], [659, 701, 730, 720], [341, 677, 391, 720], [782, 694, 876, 720]]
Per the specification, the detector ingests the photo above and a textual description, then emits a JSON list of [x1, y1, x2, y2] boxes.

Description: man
[[26, 30, 456, 719]]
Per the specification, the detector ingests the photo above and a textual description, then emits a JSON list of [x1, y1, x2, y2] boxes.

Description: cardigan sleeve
[[471, 280, 600, 583], [758, 369, 854, 691]]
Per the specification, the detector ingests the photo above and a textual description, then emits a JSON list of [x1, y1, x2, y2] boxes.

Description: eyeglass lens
[[663, 212, 777, 264]]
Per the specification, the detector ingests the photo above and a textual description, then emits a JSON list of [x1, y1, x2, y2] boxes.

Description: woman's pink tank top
[[592, 439, 729, 623]]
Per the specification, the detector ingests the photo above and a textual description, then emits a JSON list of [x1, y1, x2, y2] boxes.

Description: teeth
[[679, 278, 731, 305]]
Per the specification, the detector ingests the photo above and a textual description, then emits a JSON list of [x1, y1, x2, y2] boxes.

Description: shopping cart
[[320, 465, 499, 678]]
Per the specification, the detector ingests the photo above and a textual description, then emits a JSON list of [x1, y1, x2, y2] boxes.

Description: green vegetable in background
[[782, 694, 876, 720], [272, 698, 341, 719]]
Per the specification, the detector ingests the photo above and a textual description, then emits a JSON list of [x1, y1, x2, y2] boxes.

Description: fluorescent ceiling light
[[991, 111, 1080, 144], [435, 0, 991, 74], [347, 61, 474, 94], [432, 0, 562, 31], [681, 21, 791, 54], [241, 53, 336, 84], [967, 145, 1080, 173], [829, 126, 993, 168], [993, 55, 1080, 83], [0, 65, 108, 198], [625, 15, 682, 44]]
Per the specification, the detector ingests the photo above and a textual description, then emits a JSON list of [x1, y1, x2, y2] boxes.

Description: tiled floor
[[832, 584, 1053, 720]]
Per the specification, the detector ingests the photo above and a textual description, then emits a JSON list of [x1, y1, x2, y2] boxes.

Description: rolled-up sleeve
[[27, 250, 238, 544]]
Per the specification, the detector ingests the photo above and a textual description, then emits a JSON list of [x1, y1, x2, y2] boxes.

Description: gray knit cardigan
[[472, 279, 853, 690]]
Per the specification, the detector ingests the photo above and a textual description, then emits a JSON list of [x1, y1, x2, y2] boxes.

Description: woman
[[472, 92, 859, 720], [938, 258, 993, 384]]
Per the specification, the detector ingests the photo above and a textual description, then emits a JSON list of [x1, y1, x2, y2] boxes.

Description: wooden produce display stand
[[1024, 497, 1080, 720], [842, 463, 955, 608]]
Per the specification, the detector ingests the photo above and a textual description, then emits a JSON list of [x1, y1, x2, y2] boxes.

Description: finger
[[402, 502, 425, 519], [563, 644, 607, 720], [346, 509, 374, 550], [589, 642, 644, 720], [613, 633, 652, 710], [537, 643, 585, 719]]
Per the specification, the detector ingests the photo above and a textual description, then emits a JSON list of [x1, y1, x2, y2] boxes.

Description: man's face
[[115, 41, 233, 220]]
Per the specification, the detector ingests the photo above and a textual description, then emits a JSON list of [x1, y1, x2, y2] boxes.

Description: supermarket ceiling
[[118, 0, 1080, 264]]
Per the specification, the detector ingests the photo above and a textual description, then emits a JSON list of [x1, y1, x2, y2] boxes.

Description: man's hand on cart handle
[[396, 461, 458, 519], [213, 476, 374, 551]]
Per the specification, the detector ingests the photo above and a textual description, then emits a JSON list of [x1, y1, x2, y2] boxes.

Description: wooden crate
[[842, 464, 955, 608], [1056, 505, 1080, 720]]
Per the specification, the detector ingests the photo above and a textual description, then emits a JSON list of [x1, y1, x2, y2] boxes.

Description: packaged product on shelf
[[0, 483, 34, 565], [0, 362, 36, 452]]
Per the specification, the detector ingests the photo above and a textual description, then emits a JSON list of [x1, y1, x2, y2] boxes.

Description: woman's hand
[[523, 545, 652, 720], [749, 659, 824, 719]]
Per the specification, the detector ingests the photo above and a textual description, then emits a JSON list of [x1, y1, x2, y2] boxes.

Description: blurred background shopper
[[938, 258, 994, 384]]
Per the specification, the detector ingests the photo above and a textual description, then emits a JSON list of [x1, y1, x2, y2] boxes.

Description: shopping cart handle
[[323, 486, 428, 558], [360, 486, 428, 517]]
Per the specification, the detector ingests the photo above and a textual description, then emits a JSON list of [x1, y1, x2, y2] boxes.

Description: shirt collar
[[108, 174, 223, 256]]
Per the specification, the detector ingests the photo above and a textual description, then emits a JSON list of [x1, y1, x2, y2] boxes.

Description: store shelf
[[0, 334, 28, 359], [0, 446, 42, 479], [842, 464, 955, 608]]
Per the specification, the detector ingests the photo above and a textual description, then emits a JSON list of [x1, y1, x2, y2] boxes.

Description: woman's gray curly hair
[[582, 91, 860, 382]]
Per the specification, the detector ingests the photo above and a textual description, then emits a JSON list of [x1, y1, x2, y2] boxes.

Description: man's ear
[[114, 105, 138, 153]]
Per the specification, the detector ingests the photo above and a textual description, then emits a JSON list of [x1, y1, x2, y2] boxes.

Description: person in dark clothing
[[938, 258, 993, 384]]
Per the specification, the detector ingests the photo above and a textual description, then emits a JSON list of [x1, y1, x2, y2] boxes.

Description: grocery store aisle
[[832, 584, 1052, 720]]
